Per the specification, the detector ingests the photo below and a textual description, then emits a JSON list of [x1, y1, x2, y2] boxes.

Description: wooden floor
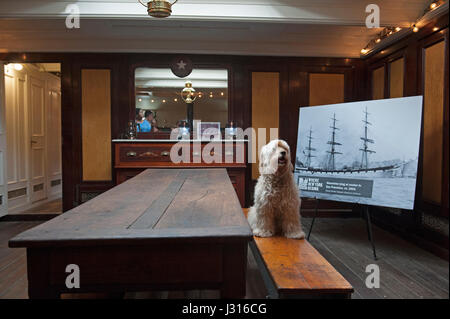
[[303, 218, 449, 299], [0, 217, 448, 299], [9, 199, 62, 215]]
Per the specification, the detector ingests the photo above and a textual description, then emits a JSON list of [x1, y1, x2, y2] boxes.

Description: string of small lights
[[137, 91, 226, 104], [360, 1, 446, 56]]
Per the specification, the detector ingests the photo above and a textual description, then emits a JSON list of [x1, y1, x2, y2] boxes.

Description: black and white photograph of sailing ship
[[295, 96, 423, 210]]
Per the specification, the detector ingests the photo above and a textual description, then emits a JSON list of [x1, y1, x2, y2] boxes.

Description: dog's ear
[[259, 145, 275, 175], [279, 140, 294, 172], [278, 140, 290, 153], [259, 145, 269, 175]]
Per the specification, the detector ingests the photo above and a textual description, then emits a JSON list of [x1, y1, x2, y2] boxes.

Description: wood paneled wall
[[367, 21, 449, 215], [365, 14, 448, 258], [309, 73, 345, 106], [81, 69, 112, 182], [372, 66, 385, 99], [0, 54, 373, 211], [389, 58, 405, 98], [423, 40, 445, 205], [251, 72, 280, 180]]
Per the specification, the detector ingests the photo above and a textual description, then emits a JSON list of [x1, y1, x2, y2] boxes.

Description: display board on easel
[[295, 96, 423, 259]]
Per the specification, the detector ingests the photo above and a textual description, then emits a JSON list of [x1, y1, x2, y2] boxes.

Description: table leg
[[27, 248, 60, 299], [221, 244, 247, 299]]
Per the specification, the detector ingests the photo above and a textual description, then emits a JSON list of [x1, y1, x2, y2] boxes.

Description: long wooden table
[[9, 169, 252, 299]]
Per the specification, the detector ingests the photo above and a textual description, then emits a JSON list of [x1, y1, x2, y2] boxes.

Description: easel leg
[[364, 206, 377, 260], [307, 199, 319, 240]]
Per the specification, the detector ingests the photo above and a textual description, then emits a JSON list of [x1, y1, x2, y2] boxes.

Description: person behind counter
[[138, 110, 159, 133], [135, 108, 145, 132]]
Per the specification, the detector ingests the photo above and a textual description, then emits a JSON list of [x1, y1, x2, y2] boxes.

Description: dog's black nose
[[280, 151, 286, 157]]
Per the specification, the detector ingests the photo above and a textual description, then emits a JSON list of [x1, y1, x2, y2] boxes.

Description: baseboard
[[0, 213, 58, 222], [7, 193, 61, 214], [301, 209, 358, 218], [370, 212, 449, 261]]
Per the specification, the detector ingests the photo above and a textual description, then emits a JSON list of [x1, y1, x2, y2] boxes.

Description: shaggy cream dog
[[248, 139, 305, 239]]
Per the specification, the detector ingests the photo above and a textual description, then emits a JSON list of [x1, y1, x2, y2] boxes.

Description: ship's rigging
[[326, 113, 342, 170], [359, 107, 376, 169], [298, 108, 400, 174]]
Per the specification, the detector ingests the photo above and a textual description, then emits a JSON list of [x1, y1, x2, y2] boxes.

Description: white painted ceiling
[[0, 0, 433, 57], [136, 68, 228, 88]]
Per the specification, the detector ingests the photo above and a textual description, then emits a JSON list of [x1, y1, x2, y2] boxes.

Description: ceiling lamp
[[138, 0, 178, 18], [181, 81, 196, 104], [12, 63, 23, 71]]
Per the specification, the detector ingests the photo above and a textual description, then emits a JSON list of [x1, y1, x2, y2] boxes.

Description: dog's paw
[[252, 228, 275, 238], [285, 230, 305, 239]]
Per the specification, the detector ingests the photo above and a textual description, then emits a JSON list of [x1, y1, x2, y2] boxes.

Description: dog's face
[[259, 139, 292, 176]]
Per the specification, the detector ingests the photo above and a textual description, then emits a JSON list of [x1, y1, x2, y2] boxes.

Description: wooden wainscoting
[[309, 73, 345, 106], [389, 58, 405, 98], [251, 72, 280, 180], [81, 69, 112, 182], [422, 40, 445, 205], [371, 65, 385, 100]]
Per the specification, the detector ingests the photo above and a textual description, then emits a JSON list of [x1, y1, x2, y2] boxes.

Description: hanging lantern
[[181, 81, 197, 104], [138, 0, 178, 18]]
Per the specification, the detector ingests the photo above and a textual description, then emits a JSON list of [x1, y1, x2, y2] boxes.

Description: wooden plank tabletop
[[9, 169, 252, 248]]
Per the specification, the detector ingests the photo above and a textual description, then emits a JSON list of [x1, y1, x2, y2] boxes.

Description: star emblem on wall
[[177, 60, 187, 70], [171, 56, 193, 78]]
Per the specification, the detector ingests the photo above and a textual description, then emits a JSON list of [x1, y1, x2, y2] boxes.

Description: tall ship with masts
[[296, 108, 404, 177]]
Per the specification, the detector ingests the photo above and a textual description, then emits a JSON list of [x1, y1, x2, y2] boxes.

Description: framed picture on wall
[[197, 122, 221, 141]]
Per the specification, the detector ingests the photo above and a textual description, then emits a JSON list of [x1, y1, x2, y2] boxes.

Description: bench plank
[[243, 209, 353, 298]]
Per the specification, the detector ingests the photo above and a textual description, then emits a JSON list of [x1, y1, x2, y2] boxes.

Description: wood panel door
[[0, 63, 7, 217], [29, 76, 47, 203], [46, 77, 62, 197], [4, 66, 29, 211]]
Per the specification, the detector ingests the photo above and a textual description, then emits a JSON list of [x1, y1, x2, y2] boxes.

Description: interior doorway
[[0, 62, 62, 217]]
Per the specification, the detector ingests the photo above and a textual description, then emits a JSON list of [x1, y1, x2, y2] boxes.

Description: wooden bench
[[243, 209, 353, 299]]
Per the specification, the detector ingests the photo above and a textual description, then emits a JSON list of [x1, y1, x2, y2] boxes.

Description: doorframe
[[28, 71, 48, 204], [0, 62, 8, 217], [2, 62, 63, 214]]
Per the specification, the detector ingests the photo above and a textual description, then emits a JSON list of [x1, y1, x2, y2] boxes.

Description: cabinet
[[114, 140, 248, 207]]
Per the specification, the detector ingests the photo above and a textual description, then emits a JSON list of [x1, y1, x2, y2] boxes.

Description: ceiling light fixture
[[138, 0, 178, 18], [360, 1, 444, 57], [9, 63, 23, 71], [181, 81, 196, 104]]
